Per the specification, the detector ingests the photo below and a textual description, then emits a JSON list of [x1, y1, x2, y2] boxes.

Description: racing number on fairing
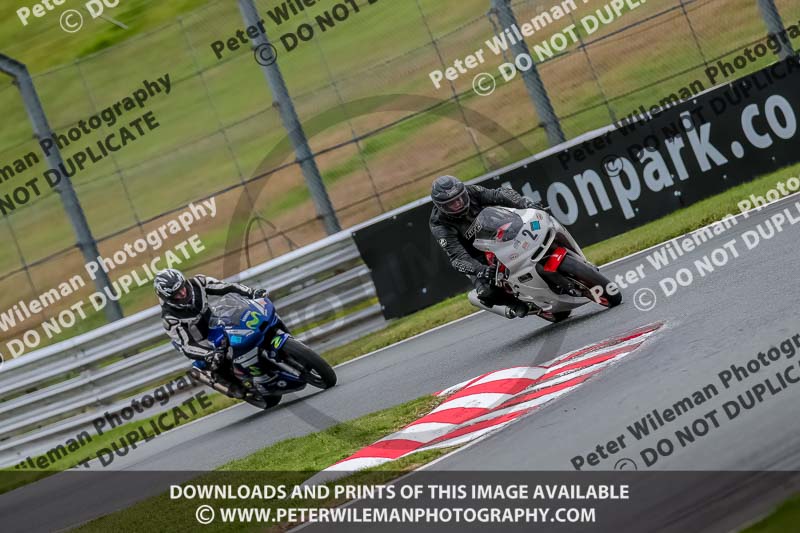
[[522, 221, 540, 241]]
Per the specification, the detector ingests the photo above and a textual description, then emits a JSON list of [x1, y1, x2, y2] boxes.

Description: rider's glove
[[206, 349, 226, 371], [476, 265, 495, 280], [523, 197, 546, 210], [252, 288, 268, 299]]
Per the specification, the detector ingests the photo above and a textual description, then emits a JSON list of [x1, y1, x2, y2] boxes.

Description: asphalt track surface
[[3, 197, 800, 532]]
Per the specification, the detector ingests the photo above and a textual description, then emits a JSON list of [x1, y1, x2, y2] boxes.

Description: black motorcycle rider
[[154, 269, 269, 390], [429, 175, 545, 318]]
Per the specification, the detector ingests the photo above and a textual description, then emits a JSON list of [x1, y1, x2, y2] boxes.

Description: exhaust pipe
[[468, 290, 516, 319], [188, 369, 245, 399]]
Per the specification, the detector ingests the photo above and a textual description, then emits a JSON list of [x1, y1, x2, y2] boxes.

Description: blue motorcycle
[[187, 293, 337, 410]]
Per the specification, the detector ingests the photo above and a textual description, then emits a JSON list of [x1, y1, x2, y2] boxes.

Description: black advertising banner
[[356, 57, 800, 318], [499, 57, 800, 245], [352, 204, 473, 318]]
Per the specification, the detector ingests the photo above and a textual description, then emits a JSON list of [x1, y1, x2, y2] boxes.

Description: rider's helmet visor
[[171, 283, 191, 304], [439, 190, 470, 215]]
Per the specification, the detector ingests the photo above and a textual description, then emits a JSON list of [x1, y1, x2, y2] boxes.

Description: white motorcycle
[[468, 206, 622, 322]]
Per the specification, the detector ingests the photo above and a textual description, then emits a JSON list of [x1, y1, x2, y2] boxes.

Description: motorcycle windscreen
[[209, 294, 253, 327], [472, 207, 524, 251], [209, 294, 266, 353]]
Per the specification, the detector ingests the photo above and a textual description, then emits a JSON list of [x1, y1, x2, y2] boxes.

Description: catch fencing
[[1, 0, 797, 343]]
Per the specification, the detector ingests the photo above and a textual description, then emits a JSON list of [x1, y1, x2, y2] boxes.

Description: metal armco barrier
[[0, 233, 383, 467]]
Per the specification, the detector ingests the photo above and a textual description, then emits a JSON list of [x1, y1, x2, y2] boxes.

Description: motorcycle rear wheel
[[558, 254, 622, 308], [282, 338, 337, 390]]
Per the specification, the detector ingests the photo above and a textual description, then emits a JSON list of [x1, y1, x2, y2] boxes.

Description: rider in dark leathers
[[154, 269, 271, 392], [429, 175, 544, 318]]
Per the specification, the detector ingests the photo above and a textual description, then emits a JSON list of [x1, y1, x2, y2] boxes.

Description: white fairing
[[472, 208, 587, 313]]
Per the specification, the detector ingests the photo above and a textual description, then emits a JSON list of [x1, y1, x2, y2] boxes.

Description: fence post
[[0, 54, 123, 323], [489, 0, 565, 147], [757, 0, 793, 60], [237, 0, 341, 235]]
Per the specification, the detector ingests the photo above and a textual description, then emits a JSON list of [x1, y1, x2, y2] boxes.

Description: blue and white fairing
[[207, 294, 284, 357]]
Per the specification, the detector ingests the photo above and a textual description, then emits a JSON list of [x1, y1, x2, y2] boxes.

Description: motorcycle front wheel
[[282, 338, 338, 390], [558, 254, 622, 308]]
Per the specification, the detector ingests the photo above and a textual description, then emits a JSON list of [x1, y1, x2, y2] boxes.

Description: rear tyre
[[282, 338, 337, 390], [245, 395, 282, 410], [559, 254, 622, 308]]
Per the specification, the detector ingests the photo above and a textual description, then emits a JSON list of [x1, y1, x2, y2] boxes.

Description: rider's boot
[[506, 301, 531, 318]]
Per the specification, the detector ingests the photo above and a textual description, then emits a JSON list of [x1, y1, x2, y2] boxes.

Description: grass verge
[[73, 394, 447, 533], [742, 494, 800, 533]]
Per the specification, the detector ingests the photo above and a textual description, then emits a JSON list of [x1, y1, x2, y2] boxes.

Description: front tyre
[[282, 338, 337, 390], [559, 254, 622, 308]]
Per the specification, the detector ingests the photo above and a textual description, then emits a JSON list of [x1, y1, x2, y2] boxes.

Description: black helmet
[[154, 269, 193, 308], [431, 175, 470, 217]]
